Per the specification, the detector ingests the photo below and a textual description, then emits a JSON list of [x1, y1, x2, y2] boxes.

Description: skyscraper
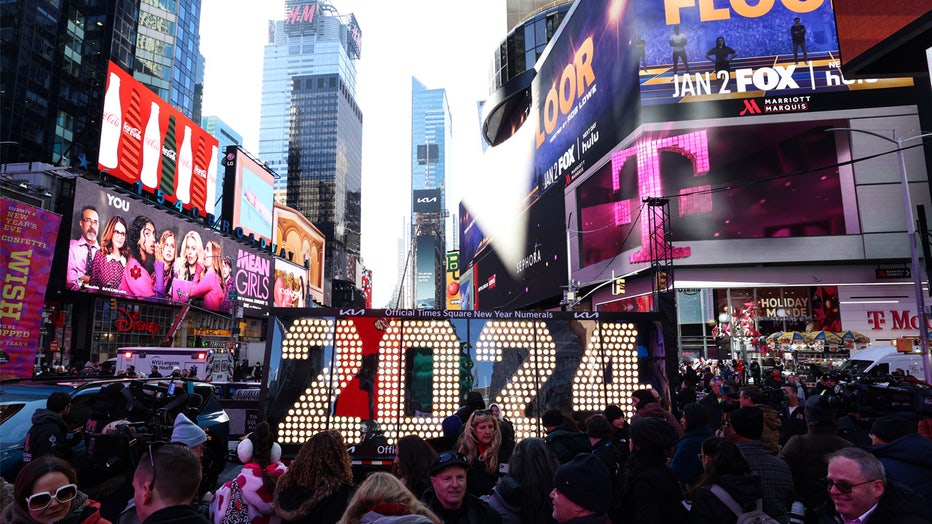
[[260, 1, 364, 305], [410, 78, 451, 309], [134, 0, 205, 120], [200, 115, 243, 215]]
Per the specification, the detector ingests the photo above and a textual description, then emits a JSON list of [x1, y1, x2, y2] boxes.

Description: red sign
[[113, 306, 162, 335], [98, 62, 218, 217]]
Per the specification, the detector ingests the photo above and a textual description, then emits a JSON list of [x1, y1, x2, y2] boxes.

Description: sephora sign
[[98, 61, 219, 218]]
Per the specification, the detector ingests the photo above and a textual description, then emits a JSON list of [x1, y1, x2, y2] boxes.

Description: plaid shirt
[[736, 439, 795, 521]]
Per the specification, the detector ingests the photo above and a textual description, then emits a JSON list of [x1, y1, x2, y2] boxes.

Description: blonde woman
[[153, 229, 176, 298], [337, 472, 440, 524], [456, 409, 508, 497], [171, 230, 203, 301], [187, 240, 226, 310]]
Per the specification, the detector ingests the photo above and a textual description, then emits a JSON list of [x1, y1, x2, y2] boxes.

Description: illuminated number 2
[[475, 321, 556, 441]]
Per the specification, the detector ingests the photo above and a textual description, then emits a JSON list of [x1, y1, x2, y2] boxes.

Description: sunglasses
[[25, 483, 77, 510], [821, 478, 879, 494], [473, 409, 493, 417], [435, 451, 467, 465]]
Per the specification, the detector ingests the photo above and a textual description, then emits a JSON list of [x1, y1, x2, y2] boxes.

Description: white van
[[117, 347, 232, 382], [839, 345, 926, 378]]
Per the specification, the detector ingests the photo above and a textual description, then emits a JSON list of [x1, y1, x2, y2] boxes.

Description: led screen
[[577, 121, 844, 268], [98, 62, 219, 216], [415, 235, 438, 310], [273, 258, 310, 308], [273, 204, 325, 306], [633, 0, 914, 117], [262, 308, 668, 452], [222, 146, 275, 244], [66, 178, 271, 313]]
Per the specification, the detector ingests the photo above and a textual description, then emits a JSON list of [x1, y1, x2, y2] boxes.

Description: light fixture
[[18, 182, 28, 190]]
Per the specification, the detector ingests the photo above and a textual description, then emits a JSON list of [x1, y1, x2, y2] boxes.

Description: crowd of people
[[4, 362, 932, 524]]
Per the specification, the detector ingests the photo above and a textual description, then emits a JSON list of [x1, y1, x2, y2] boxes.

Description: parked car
[[0, 376, 230, 484]]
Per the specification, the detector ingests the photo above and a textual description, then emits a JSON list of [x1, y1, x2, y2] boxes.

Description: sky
[[199, 0, 508, 307]]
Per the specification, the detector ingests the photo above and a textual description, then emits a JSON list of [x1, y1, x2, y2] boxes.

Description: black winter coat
[[23, 408, 71, 463], [688, 474, 764, 524], [617, 455, 689, 524], [813, 481, 931, 524]]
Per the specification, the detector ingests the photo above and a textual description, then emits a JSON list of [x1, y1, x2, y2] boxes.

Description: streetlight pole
[[828, 128, 932, 383]]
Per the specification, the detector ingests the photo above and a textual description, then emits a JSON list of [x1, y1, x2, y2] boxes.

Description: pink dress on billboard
[[120, 257, 155, 298], [188, 269, 225, 310]]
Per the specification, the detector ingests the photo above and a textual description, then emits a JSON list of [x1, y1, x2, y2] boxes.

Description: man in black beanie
[[550, 454, 613, 523], [728, 406, 794, 522]]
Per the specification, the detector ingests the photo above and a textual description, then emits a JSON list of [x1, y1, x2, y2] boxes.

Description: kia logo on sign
[[339, 309, 365, 316], [417, 197, 437, 203], [573, 312, 599, 319]]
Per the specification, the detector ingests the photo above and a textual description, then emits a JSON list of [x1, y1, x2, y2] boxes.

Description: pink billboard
[[1, 200, 62, 379], [98, 61, 219, 217]]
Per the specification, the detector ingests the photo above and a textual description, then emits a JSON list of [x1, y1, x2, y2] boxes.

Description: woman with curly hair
[[336, 472, 440, 524], [485, 437, 559, 524], [273, 430, 354, 524], [392, 435, 437, 499], [119, 215, 157, 299], [456, 409, 509, 497], [211, 422, 287, 524], [0, 455, 108, 523]]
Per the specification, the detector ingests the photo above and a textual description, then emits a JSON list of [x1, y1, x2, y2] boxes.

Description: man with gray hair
[[814, 447, 930, 523]]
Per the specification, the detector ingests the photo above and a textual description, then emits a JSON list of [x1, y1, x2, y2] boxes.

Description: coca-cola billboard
[[98, 61, 219, 218]]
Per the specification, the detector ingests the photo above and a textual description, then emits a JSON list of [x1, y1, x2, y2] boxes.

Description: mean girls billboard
[[65, 178, 271, 313], [98, 61, 220, 217]]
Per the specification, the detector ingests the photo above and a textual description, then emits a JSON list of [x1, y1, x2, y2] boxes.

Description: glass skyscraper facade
[[134, 0, 204, 120], [261, 1, 364, 305], [409, 77, 451, 309], [200, 115, 243, 215]]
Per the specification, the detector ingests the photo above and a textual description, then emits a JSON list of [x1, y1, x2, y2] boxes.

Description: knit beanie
[[171, 413, 207, 447], [870, 415, 917, 443], [603, 405, 624, 424], [631, 389, 657, 409], [552, 454, 612, 513], [542, 409, 565, 428]]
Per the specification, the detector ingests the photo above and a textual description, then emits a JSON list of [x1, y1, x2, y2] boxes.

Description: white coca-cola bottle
[[205, 144, 219, 215], [175, 125, 193, 204], [140, 102, 161, 188], [98, 72, 122, 170]]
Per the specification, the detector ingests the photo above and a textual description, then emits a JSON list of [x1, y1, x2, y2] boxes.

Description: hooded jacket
[[211, 462, 287, 524], [688, 474, 764, 524], [273, 476, 353, 524], [630, 403, 685, 439], [23, 408, 71, 463], [868, 433, 932, 516]]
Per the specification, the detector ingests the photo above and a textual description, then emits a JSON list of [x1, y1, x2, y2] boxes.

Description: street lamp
[[827, 128, 932, 383]]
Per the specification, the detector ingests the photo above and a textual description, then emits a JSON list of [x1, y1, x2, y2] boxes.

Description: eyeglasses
[[113, 230, 126, 237], [25, 483, 77, 510], [821, 478, 880, 494], [435, 451, 467, 465]]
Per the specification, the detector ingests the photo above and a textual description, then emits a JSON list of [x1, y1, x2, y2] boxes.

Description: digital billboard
[[273, 258, 310, 308], [1, 200, 61, 379], [273, 203, 325, 305], [412, 188, 442, 214], [66, 178, 271, 313], [632, 0, 914, 119], [445, 251, 460, 310], [415, 235, 438, 310], [98, 62, 219, 216], [222, 146, 276, 244], [575, 120, 845, 270], [472, 188, 567, 310]]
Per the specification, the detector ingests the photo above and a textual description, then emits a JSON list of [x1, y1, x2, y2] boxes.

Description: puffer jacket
[[211, 462, 287, 524]]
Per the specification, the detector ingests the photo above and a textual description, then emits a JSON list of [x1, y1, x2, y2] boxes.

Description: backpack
[[710, 484, 779, 524], [220, 479, 250, 524]]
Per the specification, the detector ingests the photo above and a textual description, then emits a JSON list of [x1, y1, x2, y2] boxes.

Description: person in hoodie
[[541, 410, 589, 465], [272, 430, 354, 524], [211, 422, 287, 524], [336, 472, 441, 524], [23, 392, 73, 465], [1, 456, 108, 524], [867, 415, 932, 516], [629, 389, 684, 439], [687, 437, 763, 524], [670, 403, 714, 490]]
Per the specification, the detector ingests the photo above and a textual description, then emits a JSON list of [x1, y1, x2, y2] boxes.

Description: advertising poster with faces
[[66, 178, 271, 313]]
